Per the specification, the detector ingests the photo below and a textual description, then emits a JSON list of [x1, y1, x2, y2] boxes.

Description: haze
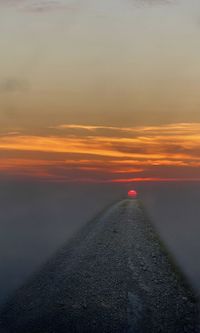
[[0, 0, 200, 308], [1, 181, 200, 306], [0, 0, 200, 182]]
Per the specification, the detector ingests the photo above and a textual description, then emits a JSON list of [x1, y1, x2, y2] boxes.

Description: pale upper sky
[[0, 0, 200, 182]]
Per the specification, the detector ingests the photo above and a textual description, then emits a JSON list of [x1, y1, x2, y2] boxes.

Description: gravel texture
[[0, 199, 199, 332]]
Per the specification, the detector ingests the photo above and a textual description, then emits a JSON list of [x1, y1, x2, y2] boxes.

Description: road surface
[[0, 199, 199, 332]]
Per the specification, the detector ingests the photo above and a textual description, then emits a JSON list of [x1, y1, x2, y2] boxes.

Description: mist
[[0, 180, 200, 305]]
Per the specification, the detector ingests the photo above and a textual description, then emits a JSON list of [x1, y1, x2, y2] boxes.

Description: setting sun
[[128, 190, 138, 198]]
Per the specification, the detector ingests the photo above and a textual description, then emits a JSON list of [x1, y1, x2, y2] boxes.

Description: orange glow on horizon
[[0, 123, 200, 182], [1, 0, 200, 186]]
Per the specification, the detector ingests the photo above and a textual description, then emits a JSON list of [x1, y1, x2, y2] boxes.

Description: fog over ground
[[0, 181, 200, 305]]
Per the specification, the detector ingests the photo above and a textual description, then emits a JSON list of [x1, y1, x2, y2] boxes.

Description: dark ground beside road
[[0, 199, 199, 332]]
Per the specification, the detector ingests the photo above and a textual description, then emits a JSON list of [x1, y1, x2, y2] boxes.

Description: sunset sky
[[0, 0, 200, 183]]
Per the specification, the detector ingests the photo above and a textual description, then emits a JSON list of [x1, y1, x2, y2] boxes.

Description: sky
[[0, 0, 200, 183]]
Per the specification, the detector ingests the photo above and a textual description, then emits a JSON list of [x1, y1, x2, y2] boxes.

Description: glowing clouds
[[0, 122, 200, 182]]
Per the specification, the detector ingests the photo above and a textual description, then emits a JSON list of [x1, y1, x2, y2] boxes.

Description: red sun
[[128, 190, 138, 198]]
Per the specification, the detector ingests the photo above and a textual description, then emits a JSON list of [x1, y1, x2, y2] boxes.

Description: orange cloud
[[110, 177, 200, 183], [0, 123, 200, 182]]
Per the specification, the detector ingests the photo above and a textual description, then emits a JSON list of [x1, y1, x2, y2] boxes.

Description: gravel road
[[0, 199, 199, 332]]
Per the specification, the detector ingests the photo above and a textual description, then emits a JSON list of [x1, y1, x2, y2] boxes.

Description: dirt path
[[0, 199, 199, 332]]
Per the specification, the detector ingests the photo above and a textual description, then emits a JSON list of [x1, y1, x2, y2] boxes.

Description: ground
[[0, 199, 199, 332]]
